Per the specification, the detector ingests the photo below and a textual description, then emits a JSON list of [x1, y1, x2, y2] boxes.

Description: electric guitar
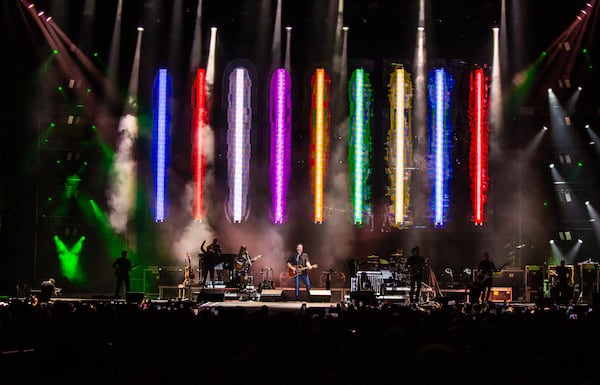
[[114, 263, 140, 277], [476, 261, 510, 283], [235, 254, 263, 271], [288, 264, 318, 278], [185, 252, 195, 280]]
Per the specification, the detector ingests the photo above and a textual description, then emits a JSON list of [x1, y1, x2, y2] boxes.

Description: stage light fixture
[[549, 163, 555, 168]]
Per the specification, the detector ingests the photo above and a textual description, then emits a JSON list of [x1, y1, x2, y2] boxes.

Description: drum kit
[[366, 252, 411, 287]]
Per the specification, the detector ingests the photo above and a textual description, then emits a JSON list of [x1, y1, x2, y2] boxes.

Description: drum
[[366, 255, 379, 271]]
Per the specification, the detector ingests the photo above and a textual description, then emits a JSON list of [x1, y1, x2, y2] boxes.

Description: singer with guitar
[[234, 245, 262, 289], [286, 243, 316, 300]]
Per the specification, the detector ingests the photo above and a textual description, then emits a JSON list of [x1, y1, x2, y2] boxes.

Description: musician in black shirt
[[113, 250, 132, 298], [200, 238, 221, 288], [39, 278, 57, 304], [476, 252, 497, 303], [552, 260, 572, 304], [406, 246, 426, 303]]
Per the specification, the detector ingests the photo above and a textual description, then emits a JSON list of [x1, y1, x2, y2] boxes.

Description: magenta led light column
[[269, 68, 292, 224]]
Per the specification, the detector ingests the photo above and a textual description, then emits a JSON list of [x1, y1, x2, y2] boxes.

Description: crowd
[[1, 297, 599, 385]]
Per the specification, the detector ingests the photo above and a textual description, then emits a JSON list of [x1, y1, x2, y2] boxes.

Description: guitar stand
[[259, 266, 275, 291]]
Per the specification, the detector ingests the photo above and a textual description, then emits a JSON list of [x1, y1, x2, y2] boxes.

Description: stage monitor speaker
[[260, 289, 283, 302], [126, 292, 145, 304], [349, 291, 378, 306], [197, 288, 225, 302], [309, 289, 332, 302]]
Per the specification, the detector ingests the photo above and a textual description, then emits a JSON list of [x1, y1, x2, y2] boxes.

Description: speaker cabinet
[[196, 288, 225, 302], [309, 289, 332, 302], [260, 289, 283, 302], [126, 292, 145, 304], [525, 265, 544, 291], [349, 291, 378, 306], [578, 263, 599, 303]]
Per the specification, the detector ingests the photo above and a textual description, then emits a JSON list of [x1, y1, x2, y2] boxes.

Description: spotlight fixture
[[286, 25, 292, 31], [585, 200, 590, 205], [211, 26, 217, 32], [549, 163, 555, 168], [137, 25, 144, 32], [417, 26, 425, 31], [578, 239, 584, 244], [27, 3, 34, 9], [37, 10, 44, 16], [342, 26, 349, 31], [549, 240, 555, 244], [543, 125, 548, 130]]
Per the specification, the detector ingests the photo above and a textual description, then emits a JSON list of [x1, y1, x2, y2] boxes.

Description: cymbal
[[390, 253, 403, 257], [379, 259, 390, 264]]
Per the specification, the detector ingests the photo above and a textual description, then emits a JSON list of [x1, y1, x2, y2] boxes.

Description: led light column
[[469, 68, 489, 225], [309, 68, 330, 224], [348, 68, 373, 225], [269, 68, 292, 224], [226, 67, 252, 223], [428, 68, 454, 227], [387, 68, 413, 227], [152, 68, 172, 222]]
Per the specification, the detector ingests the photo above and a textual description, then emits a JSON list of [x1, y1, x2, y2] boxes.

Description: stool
[[178, 284, 189, 299]]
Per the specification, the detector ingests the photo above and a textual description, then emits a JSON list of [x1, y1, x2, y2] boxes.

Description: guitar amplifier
[[493, 269, 524, 300], [525, 265, 545, 291]]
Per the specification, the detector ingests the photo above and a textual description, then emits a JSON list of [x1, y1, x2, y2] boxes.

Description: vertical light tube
[[428, 68, 453, 227], [348, 68, 372, 225], [469, 69, 489, 225], [387, 68, 412, 227], [269, 68, 292, 224], [152, 68, 171, 222], [192, 68, 207, 221], [226, 67, 252, 223], [309, 68, 330, 223]]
